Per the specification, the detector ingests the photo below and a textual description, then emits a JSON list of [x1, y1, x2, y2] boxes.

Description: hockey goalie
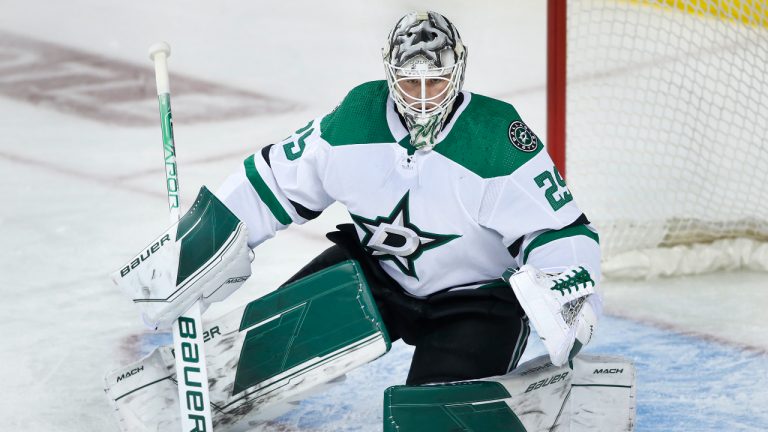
[[105, 10, 635, 431]]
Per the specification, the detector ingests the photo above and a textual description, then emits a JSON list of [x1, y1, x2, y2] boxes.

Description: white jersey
[[217, 81, 601, 297]]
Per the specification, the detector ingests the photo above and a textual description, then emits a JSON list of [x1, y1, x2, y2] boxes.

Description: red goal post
[[547, 0, 567, 179]]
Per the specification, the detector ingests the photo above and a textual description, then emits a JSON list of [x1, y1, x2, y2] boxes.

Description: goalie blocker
[[112, 187, 252, 329]]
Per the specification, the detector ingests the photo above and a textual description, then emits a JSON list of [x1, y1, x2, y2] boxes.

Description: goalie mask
[[383, 11, 467, 150]]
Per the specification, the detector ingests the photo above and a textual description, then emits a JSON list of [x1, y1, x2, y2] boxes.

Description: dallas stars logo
[[508, 120, 538, 152], [351, 191, 460, 279]]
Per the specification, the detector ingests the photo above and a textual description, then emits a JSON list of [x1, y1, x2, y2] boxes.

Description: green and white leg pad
[[385, 354, 635, 432], [105, 260, 391, 430]]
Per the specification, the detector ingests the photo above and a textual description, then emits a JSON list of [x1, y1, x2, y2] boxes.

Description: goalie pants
[[282, 224, 530, 386]]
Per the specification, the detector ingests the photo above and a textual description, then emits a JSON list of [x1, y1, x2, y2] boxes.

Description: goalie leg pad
[[105, 260, 391, 430], [383, 354, 635, 432], [384, 381, 527, 432]]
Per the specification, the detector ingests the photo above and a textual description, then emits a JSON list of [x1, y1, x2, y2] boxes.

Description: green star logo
[[350, 191, 460, 279]]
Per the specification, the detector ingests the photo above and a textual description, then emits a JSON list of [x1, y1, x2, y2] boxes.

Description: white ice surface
[[0, 1, 766, 431]]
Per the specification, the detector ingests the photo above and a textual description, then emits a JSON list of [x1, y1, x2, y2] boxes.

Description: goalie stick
[[148, 42, 214, 432]]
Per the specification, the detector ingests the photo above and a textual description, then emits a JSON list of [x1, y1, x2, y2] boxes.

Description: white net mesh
[[565, 0, 768, 275], [562, 296, 586, 328]]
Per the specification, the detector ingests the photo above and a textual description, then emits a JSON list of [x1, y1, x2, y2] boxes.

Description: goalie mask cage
[[547, 0, 768, 278]]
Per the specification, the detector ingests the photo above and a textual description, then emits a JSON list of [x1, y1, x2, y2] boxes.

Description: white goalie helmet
[[383, 11, 467, 150]]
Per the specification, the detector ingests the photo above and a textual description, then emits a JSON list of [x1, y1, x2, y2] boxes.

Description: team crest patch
[[508, 120, 538, 152]]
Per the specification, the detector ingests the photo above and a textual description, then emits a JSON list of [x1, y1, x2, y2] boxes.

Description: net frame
[[547, 0, 768, 277]]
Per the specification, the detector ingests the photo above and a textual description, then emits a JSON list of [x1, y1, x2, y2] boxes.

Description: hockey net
[[551, 0, 768, 278]]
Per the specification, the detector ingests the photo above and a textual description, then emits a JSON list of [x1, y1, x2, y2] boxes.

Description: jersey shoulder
[[436, 92, 544, 179], [319, 80, 396, 146]]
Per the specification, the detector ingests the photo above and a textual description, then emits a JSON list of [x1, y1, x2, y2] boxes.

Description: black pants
[[282, 224, 529, 386]]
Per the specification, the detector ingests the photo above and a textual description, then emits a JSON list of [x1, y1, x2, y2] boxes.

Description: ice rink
[[1, 0, 766, 430]]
